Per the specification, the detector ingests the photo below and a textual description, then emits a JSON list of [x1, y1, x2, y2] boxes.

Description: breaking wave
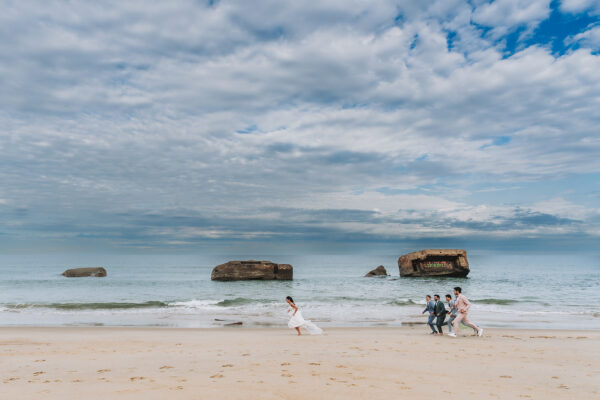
[[216, 298, 275, 307], [6, 301, 169, 310], [386, 299, 417, 306], [472, 298, 520, 305]]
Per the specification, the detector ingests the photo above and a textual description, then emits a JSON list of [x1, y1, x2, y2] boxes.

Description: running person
[[448, 287, 483, 337]]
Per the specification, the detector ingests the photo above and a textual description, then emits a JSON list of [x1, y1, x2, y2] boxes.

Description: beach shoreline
[[0, 324, 599, 332], [1, 326, 598, 399]]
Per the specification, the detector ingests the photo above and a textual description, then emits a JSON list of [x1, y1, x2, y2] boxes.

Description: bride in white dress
[[286, 296, 323, 336]]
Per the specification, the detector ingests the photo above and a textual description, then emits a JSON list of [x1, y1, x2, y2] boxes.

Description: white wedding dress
[[287, 308, 323, 335]]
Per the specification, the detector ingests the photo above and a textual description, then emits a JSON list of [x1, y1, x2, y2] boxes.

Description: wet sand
[[1, 326, 598, 399]]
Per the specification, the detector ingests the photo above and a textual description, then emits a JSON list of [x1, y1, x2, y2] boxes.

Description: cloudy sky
[[1, 0, 600, 254]]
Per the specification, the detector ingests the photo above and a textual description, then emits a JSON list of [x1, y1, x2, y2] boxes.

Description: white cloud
[[531, 197, 592, 220], [561, 0, 600, 14], [1, 0, 599, 249], [472, 0, 551, 37], [568, 24, 600, 50]]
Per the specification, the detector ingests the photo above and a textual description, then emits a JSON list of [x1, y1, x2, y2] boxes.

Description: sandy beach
[[1, 326, 598, 399]]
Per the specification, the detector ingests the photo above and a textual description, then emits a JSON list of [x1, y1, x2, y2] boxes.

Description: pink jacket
[[455, 294, 471, 313]]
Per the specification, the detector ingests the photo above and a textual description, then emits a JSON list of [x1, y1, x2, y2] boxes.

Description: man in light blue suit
[[422, 295, 436, 334]]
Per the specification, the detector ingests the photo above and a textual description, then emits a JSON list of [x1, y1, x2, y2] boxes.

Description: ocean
[[1, 252, 599, 330]]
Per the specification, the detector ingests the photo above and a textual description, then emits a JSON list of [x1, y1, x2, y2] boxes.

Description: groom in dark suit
[[433, 294, 447, 335]]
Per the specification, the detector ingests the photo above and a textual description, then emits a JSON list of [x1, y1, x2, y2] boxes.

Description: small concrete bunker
[[398, 249, 469, 277], [62, 267, 107, 277]]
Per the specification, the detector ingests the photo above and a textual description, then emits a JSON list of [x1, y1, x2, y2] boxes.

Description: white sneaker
[[477, 328, 484, 337], [447, 332, 456, 337]]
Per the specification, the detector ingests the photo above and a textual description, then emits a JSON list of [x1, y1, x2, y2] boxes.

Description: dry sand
[[1, 326, 598, 399]]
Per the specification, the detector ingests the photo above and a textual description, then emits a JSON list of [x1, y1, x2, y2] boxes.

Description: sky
[[1, 0, 600, 255]]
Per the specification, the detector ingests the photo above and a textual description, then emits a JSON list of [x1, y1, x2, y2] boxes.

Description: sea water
[[1, 252, 599, 329]]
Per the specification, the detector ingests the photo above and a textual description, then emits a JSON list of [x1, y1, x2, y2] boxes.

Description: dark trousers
[[435, 314, 446, 333]]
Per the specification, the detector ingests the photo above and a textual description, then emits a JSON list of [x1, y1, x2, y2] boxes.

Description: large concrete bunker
[[398, 249, 469, 277]]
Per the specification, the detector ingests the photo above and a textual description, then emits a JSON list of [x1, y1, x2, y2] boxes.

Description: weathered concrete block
[[398, 249, 469, 277]]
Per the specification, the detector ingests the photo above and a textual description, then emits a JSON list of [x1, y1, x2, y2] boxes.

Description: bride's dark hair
[[286, 296, 294, 304]]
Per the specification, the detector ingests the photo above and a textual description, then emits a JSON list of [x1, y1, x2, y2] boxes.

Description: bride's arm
[[289, 303, 298, 315]]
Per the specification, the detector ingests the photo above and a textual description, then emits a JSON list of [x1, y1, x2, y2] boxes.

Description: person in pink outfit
[[447, 287, 483, 338]]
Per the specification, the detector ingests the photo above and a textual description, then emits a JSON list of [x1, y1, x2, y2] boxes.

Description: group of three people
[[422, 286, 483, 337]]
